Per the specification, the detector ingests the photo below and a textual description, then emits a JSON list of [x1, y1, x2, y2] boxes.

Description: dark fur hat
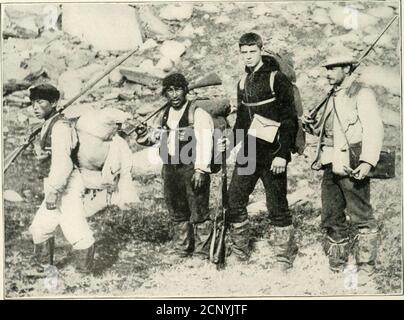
[[29, 83, 60, 103], [162, 73, 189, 95]]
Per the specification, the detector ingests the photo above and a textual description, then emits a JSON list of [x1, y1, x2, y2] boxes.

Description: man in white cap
[[301, 50, 384, 283]]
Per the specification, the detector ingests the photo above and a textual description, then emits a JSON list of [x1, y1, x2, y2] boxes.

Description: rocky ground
[[2, 1, 402, 298]]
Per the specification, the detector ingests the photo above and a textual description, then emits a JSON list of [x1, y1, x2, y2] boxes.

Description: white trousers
[[29, 170, 103, 250]]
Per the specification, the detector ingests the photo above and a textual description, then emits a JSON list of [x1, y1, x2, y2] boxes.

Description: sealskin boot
[[74, 244, 95, 274], [324, 235, 350, 273], [29, 237, 55, 274], [172, 221, 194, 258], [193, 220, 213, 259], [228, 220, 251, 261], [273, 225, 298, 272], [354, 228, 379, 286]]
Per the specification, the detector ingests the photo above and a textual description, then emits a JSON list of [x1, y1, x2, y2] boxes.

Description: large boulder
[[62, 4, 143, 51], [159, 40, 187, 64], [159, 3, 193, 21], [329, 6, 379, 30], [359, 65, 400, 96]]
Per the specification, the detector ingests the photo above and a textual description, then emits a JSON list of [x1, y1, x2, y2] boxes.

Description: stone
[[329, 6, 378, 30], [57, 70, 84, 100], [250, 4, 271, 17], [215, 15, 231, 24], [137, 5, 171, 37], [140, 39, 158, 52], [26, 53, 67, 82], [44, 41, 70, 58], [3, 54, 31, 83], [367, 7, 395, 19], [155, 57, 174, 73], [65, 50, 95, 69], [183, 39, 193, 49], [381, 107, 400, 127], [63, 4, 143, 51], [4, 190, 24, 202], [109, 69, 123, 85], [359, 65, 400, 96], [17, 113, 29, 124], [327, 32, 361, 48], [160, 40, 186, 64], [159, 3, 193, 21], [311, 8, 332, 25], [179, 24, 196, 38], [4, 16, 39, 39], [120, 67, 161, 89], [197, 3, 221, 13]]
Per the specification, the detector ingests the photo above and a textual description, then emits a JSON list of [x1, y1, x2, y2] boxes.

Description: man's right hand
[[301, 113, 316, 126], [134, 123, 148, 136], [46, 191, 58, 210], [217, 137, 230, 153]]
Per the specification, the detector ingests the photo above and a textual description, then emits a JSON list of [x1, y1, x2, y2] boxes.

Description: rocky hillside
[[3, 1, 402, 298]]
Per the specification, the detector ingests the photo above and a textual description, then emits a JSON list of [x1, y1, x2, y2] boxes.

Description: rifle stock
[[124, 72, 223, 137], [212, 138, 228, 270], [4, 47, 140, 173]]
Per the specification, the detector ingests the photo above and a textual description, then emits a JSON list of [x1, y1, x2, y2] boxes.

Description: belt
[[242, 97, 276, 107]]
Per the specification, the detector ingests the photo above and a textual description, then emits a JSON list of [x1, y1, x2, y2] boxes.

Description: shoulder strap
[[269, 70, 278, 95]]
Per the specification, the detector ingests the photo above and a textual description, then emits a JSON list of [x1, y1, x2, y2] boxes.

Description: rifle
[[123, 72, 223, 137], [4, 47, 140, 173], [210, 136, 228, 270], [308, 15, 398, 119]]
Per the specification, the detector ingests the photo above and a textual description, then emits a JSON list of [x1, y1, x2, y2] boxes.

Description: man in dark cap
[[137, 73, 215, 260], [28, 83, 96, 275], [302, 49, 384, 284]]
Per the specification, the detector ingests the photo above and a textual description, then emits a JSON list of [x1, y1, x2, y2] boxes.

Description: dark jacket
[[234, 59, 298, 162]]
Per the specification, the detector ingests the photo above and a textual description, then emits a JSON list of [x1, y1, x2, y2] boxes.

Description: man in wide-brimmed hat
[[302, 49, 384, 284]]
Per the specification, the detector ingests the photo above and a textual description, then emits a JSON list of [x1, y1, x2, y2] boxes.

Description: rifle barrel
[[4, 48, 140, 173], [357, 15, 398, 66], [308, 16, 397, 117], [59, 47, 139, 113]]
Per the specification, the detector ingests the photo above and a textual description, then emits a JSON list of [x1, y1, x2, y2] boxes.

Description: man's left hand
[[270, 157, 287, 174], [351, 162, 372, 180], [192, 170, 208, 192]]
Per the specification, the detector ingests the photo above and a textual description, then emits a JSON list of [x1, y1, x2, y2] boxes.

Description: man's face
[[326, 66, 348, 86], [165, 86, 187, 109], [32, 99, 55, 119], [240, 44, 262, 68]]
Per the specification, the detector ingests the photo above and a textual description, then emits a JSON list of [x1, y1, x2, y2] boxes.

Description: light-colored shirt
[[46, 119, 77, 195], [166, 101, 214, 173]]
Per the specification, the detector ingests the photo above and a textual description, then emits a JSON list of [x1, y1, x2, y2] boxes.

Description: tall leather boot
[[172, 221, 194, 258], [228, 220, 250, 261], [29, 236, 55, 274], [273, 225, 298, 271], [324, 235, 350, 273], [193, 220, 213, 259], [74, 244, 95, 274], [354, 228, 379, 284]]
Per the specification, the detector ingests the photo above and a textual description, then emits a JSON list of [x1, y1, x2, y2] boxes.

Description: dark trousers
[[227, 160, 292, 227], [321, 165, 377, 241], [162, 164, 211, 223]]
